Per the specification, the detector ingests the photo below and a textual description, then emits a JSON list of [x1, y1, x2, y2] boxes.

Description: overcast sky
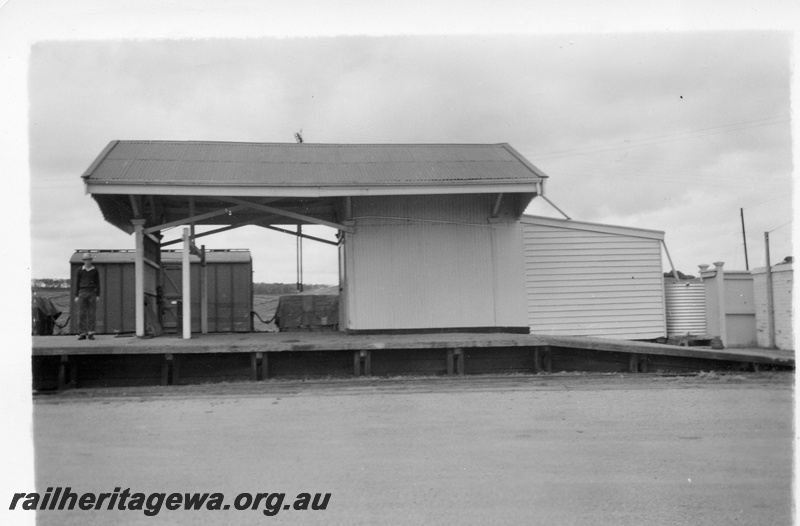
[[26, 32, 792, 283]]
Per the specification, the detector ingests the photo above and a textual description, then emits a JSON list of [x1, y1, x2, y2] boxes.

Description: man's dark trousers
[[77, 290, 97, 336]]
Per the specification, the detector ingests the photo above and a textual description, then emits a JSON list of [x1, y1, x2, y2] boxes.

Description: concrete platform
[[31, 332, 794, 390]]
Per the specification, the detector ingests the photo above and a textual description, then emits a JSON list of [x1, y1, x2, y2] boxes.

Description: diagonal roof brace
[[160, 217, 339, 247], [223, 197, 355, 233], [143, 204, 249, 234], [142, 198, 286, 234], [491, 193, 504, 218]]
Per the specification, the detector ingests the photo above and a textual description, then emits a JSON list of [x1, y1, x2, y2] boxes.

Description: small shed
[[752, 263, 793, 350], [69, 249, 252, 334], [521, 215, 666, 340]]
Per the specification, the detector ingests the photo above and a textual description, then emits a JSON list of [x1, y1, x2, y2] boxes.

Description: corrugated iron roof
[[70, 249, 252, 264], [83, 141, 548, 188], [521, 215, 665, 241]]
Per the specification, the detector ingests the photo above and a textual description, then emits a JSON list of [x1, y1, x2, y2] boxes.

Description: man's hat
[[81, 252, 94, 260]]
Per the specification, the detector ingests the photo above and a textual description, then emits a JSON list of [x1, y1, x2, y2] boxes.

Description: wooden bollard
[[250, 352, 264, 381], [446, 349, 464, 376], [354, 350, 371, 376], [628, 354, 638, 373], [162, 353, 173, 385], [58, 356, 66, 391], [541, 347, 553, 373]]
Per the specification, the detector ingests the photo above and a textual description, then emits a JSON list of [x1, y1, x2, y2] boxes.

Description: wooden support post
[[188, 197, 195, 239], [70, 362, 77, 388], [362, 350, 371, 377], [344, 196, 353, 220], [171, 354, 179, 385], [543, 349, 553, 373], [132, 219, 147, 338], [533, 348, 541, 374], [628, 354, 639, 373], [250, 352, 265, 381], [262, 352, 269, 380], [161, 353, 172, 386], [353, 350, 370, 376], [182, 228, 191, 340], [446, 349, 455, 375], [251, 352, 259, 381], [129, 195, 141, 218], [58, 355, 69, 391], [454, 348, 464, 375]]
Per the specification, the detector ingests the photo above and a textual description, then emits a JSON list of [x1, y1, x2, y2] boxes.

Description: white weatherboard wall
[[522, 216, 666, 340], [342, 194, 528, 331]]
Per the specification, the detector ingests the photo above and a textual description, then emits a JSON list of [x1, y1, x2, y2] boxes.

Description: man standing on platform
[[73, 252, 101, 340]]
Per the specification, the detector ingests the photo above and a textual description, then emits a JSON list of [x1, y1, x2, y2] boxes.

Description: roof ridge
[[115, 140, 511, 148]]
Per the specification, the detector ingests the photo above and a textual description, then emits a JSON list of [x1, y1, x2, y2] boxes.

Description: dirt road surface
[[32, 373, 793, 525]]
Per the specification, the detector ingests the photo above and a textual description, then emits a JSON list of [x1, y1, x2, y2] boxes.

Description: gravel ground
[[31, 372, 794, 525]]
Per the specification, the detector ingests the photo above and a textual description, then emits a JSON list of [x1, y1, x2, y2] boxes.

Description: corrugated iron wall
[[70, 252, 252, 334], [343, 195, 528, 331], [522, 217, 666, 340], [162, 260, 253, 333], [664, 279, 706, 337], [69, 260, 137, 334]]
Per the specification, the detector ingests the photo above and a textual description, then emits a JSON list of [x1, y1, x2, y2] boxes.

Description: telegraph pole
[[740, 208, 749, 270]]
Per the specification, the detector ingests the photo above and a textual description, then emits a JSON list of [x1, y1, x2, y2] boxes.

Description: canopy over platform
[[83, 141, 547, 234], [81, 140, 549, 338]]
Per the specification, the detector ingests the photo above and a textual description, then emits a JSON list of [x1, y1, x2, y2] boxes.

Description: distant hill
[[33, 279, 336, 295], [32, 278, 70, 289], [252, 283, 335, 295]]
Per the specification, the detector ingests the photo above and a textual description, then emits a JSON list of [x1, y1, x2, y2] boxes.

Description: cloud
[[28, 33, 792, 282]]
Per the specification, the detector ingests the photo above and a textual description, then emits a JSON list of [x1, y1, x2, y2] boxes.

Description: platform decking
[[32, 332, 794, 390], [31, 332, 794, 364]]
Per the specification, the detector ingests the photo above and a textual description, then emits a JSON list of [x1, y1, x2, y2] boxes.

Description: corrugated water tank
[[664, 278, 706, 337]]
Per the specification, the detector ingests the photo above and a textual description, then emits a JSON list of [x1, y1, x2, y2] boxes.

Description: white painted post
[[713, 261, 726, 346], [764, 233, 775, 348], [182, 228, 191, 339], [132, 219, 147, 338], [200, 245, 208, 334]]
